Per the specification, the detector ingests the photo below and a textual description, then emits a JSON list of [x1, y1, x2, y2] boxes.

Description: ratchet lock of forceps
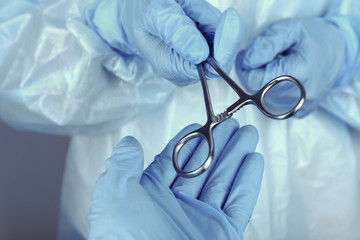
[[172, 56, 306, 178]]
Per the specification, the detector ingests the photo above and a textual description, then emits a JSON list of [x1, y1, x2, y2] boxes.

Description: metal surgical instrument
[[172, 56, 306, 178]]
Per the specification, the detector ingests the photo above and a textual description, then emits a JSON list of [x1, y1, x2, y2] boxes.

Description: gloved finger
[[141, 123, 202, 188], [223, 152, 264, 232], [179, 0, 221, 43], [205, 8, 242, 79], [238, 19, 301, 70], [143, 0, 209, 64], [92, 136, 144, 200], [199, 125, 259, 208], [237, 52, 307, 92], [171, 118, 239, 199], [179, 1, 242, 82], [137, 37, 199, 86]]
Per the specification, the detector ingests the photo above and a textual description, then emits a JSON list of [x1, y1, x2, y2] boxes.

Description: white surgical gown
[[0, 0, 359, 239]]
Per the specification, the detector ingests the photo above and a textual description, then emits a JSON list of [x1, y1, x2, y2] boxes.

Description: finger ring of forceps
[[173, 56, 306, 178]]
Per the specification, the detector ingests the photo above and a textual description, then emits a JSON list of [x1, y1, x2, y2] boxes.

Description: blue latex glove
[[235, 18, 348, 117], [87, 0, 241, 86], [88, 119, 264, 239]]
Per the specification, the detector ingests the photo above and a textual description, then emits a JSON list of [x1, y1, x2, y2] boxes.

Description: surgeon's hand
[[236, 18, 347, 117], [88, 119, 264, 239], [87, 0, 241, 86]]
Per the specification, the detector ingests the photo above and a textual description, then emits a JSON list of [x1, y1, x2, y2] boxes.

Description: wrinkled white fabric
[[0, 0, 359, 240]]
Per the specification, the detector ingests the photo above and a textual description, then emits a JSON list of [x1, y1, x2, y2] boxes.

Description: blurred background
[[0, 119, 69, 240]]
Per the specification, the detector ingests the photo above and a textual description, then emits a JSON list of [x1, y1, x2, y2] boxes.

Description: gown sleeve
[[0, 0, 174, 136]]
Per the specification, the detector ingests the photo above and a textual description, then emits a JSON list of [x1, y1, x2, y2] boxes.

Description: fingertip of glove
[[237, 47, 263, 70], [212, 8, 242, 71], [236, 50, 249, 69], [187, 35, 210, 64], [112, 136, 143, 158], [222, 118, 240, 129], [105, 136, 144, 181], [240, 125, 259, 139], [245, 152, 265, 175], [172, 25, 210, 64], [153, 3, 210, 64], [217, 8, 242, 35], [229, 125, 259, 150], [247, 152, 264, 164], [222, 8, 242, 27], [117, 135, 140, 147], [236, 27, 282, 70]]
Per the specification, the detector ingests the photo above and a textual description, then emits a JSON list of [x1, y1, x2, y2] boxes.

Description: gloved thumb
[[99, 136, 144, 198], [179, 2, 242, 79], [90, 136, 144, 201], [238, 20, 301, 70], [88, 136, 144, 237], [209, 8, 242, 76]]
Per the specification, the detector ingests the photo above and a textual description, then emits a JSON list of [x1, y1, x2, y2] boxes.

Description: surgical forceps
[[173, 56, 306, 178]]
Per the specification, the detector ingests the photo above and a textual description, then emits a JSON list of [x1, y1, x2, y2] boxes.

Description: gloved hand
[[86, 0, 241, 86], [88, 119, 264, 239], [235, 18, 348, 117]]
